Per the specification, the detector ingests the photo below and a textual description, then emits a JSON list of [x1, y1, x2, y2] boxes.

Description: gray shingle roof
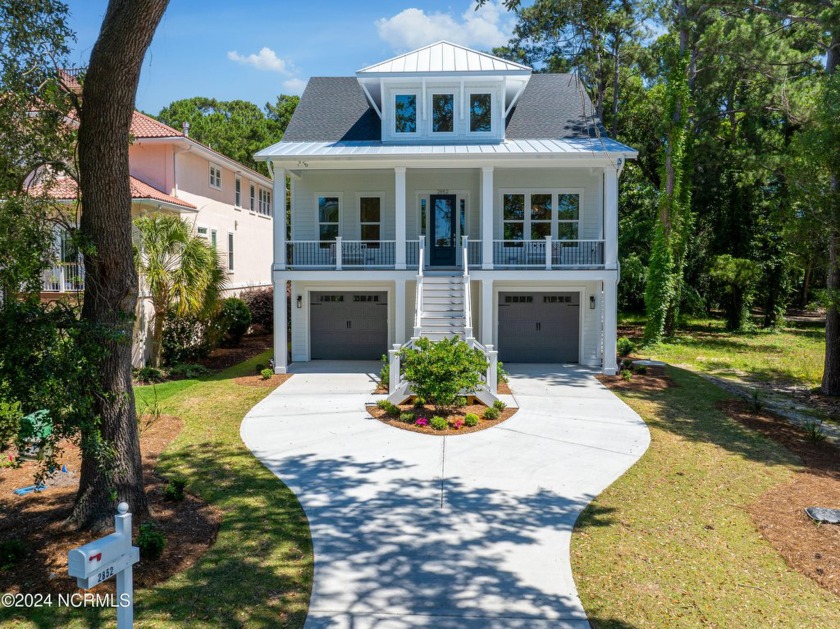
[[281, 73, 605, 143]]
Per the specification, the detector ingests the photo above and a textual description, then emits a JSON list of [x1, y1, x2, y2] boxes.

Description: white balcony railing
[[283, 237, 605, 270], [42, 261, 85, 292]]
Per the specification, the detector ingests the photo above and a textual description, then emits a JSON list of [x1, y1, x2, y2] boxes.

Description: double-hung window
[[227, 233, 234, 271], [258, 189, 271, 216], [318, 196, 340, 247], [359, 196, 381, 248], [556, 193, 580, 240], [249, 184, 255, 211], [502, 191, 582, 244], [234, 176, 241, 207], [209, 164, 222, 189], [502, 193, 525, 245]]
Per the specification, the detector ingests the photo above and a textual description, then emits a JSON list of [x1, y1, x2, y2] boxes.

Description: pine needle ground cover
[[572, 367, 840, 628]]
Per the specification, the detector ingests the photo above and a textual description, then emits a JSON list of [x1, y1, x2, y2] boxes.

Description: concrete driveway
[[241, 361, 650, 629]]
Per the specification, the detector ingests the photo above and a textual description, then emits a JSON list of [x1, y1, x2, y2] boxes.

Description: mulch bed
[[717, 399, 840, 597], [597, 371, 674, 393], [196, 332, 273, 372], [368, 402, 518, 436], [234, 373, 293, 388], [0, 414, 220, 594]]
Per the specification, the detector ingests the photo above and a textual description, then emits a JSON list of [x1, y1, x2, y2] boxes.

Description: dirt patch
[[368, 402, 518, 436], [234, 373, 293, 388], [597, 372, 674, 393], [718, 399, 840, 598], [0, 414, 221, 595], [196, 332, 273, 372]]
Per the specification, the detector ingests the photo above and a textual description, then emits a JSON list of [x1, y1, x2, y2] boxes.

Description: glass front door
[[429, 194, 456, 266]]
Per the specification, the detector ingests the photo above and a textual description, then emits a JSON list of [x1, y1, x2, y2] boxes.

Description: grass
[[3, 351, 312, 628], [571, 366, 840, 628], [620, 315, 826, 389]]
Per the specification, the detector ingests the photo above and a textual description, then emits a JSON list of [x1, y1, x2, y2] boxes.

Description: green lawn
[[620, 315, 826, 389], [571, 366, 840, 628], [2, 351, 312, 628]]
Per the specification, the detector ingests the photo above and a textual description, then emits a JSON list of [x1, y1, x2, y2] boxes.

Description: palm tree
[[134, 213, 226, 367]]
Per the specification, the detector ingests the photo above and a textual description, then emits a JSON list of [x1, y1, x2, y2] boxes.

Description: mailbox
[[68, 502, 140, 588]]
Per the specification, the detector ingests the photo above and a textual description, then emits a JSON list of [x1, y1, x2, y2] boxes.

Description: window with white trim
[[227, 232, 234, 271], [556, 193, 580, 240], [394, 94, 417, 133], [235, 176, 241, 207], [258, 188, 271, 216], [431, 93, 454, 133], [249, 184, 255, 211], [502, 191, 582, 244], [318, 195, 339, 247], [469, 92, 492, 133], [209, 164, 222, 189], [196, 226, 209, 239], [210, 229, 217, 249], [359, 196, 381, 247], [502, 193, 525, 244]]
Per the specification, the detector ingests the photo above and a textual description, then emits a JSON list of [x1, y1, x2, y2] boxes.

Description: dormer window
[[431, 93, 454, 133], [394, 94, 417, 133], [469, 93, 492, 132]]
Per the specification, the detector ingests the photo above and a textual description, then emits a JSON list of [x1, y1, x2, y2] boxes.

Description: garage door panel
[[498, 292, 579, 363], [310, 292, 387, 360]]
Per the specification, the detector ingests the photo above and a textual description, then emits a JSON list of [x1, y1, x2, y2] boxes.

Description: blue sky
[[66, 1, 520, 115]]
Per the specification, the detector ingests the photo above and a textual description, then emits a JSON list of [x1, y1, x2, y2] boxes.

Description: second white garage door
[[497, 292, 580, 363]]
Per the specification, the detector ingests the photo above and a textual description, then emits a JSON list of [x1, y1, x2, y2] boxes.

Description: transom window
[[258, 188, 271, 216], [209, 164, 222, 189], [394, 94, 417, 133], [318, 196, 340, 247], [469, 93, 492, 132], [502, 191, 582, 243], [359, 196, 381, 246], [196, 226, 209, 239], [431, 93, 454, 133]]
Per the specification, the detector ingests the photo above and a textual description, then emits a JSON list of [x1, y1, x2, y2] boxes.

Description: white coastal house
[[256, 41, 636, 384]]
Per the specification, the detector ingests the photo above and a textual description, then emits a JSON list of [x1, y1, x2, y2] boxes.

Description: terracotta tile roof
[[131, 111, 183, 138], [33, 176, 197, 210]]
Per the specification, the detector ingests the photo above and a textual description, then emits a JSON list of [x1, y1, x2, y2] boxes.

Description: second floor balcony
[[283, 236, 606, 271]]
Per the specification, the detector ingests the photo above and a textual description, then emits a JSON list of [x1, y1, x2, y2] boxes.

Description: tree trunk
[[822, 33, 840, 396], [70, 0, 169, 531], [150, 309, 165, 368]]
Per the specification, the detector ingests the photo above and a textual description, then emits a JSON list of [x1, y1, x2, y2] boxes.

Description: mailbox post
[[68, 502, 140, 628]]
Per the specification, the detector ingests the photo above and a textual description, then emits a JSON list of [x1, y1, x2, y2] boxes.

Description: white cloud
[[282, 78, 307, 95], [227, 47, 291, 73], [376, 2, 515, 51]]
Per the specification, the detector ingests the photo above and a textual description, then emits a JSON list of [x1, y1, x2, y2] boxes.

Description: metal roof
[[357, 41, 531, 75], [256, 137, 636, 160]]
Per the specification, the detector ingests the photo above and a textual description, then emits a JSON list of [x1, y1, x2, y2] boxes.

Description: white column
[[480, 279, 493, 346], [603, 280, 618, 375], [481, 166, 494, 269], [273, 166, 286, 270], [604, 166, 618, 270], [395, 167, 407, 270], [273, 277, 288, 373], [394, 279, 406, 344]]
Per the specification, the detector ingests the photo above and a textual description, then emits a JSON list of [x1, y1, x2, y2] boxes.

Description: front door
[[429, 194, 456, 266]]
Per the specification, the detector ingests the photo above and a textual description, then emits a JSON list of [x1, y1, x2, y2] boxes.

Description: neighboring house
[[41, 108, 275, 366], [256, 41, 637, 379]]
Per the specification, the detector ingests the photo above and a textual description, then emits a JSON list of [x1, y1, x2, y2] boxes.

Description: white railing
[[462, 235, 473, 340], [42, 261, 85, 292], [493, 239, 605, 268], [412, 235, 424, 337]]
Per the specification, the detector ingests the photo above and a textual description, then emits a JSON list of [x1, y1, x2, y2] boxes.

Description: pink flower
[[416, 417, 429, 427]]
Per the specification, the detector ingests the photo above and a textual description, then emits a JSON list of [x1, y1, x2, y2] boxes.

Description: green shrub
[[254, 363, 266, 373], [163, 477, 187, 502], [493, 400, 506, 411], [483, 407, 500, 420], [621, 369, 633, 382], [216, 298, 252, 347], [0, 539, 26, 570], [137, 521, 167, 560], [633, 363, 648, 375], [161, 311, 214, 365], [804, 420, 827, 443], [168, 363, 210, 379], [241, 287, 273, 332], [400, 337, 487, 410], [260, 368, 273, 380], [376, 399, 400, 416], [135, 367, 163, 384], [413, 396, 426, 408], [430, 416, 448, 431], [497, 361, 509, 383], [464, 413, 479, 427], [379, 354, 390, 388], [617, 337, 635, 357], [399, 411, 415, 423]]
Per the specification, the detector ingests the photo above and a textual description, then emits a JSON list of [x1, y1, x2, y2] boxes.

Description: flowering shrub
[[415, 417, 429, 427], [451, 417, 464, 430]]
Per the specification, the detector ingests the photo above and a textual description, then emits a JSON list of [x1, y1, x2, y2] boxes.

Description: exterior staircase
[[418, 274, 466, 340]]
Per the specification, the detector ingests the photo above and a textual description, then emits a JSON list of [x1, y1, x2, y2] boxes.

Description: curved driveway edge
[[241, 361, 650, 629]]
